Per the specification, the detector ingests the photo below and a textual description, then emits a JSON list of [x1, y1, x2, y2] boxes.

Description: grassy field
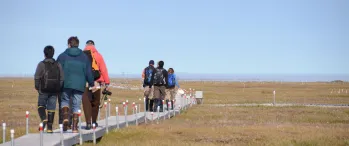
[[0, 78, 349, 145]]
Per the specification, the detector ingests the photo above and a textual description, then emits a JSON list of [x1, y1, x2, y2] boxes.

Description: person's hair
[[86, 40, 95, 45], [68, 36, 79, 47], [158, 60, 164, 68], [44, 45, 55, 58], [168, 68, 174, 74]]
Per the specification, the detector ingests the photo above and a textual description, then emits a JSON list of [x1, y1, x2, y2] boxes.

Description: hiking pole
[[39, 123, 43, 146], [2, 123, 6, 144], [26, 111, 29, 135], [135, 105, 138, 126], [59, 124, 63, 146], [108, 99, 111, 117], [104, 102, 108, 134], [92, 123, 96, 145], [10, 129, 14, 146], [78, 110, 82, 145], [115, 106, 119, 129]]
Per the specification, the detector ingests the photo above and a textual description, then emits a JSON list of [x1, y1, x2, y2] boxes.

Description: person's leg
[[144, 86, 150, 111], [61, 88, 71, 131], [57, 94, 63, 125], [71, 90, 83, 133], [165, 89, 170, 111], [46, 94, 57, 133], [82, 87, 93, 130], [37, 93, 48, 131], [159, 86, 166, 112], [153, 86, 161, 111], [91, 89, 101, 127]]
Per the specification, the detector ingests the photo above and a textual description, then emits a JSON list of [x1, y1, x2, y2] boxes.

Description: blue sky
[[1, 0, 348, 76]]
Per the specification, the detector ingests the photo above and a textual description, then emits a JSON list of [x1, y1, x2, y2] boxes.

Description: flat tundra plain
[[0, 78, 349, 146]]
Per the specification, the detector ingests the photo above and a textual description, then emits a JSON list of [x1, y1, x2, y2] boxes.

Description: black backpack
[[83, 50, 101, 81], [40, 61, 61, 93], [153, 68, 165, 85]]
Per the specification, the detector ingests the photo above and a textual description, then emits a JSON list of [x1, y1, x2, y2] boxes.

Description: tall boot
[[72, 113, 79, 133], [38, 106, 47, 131], [171, 100, 174, 110], [149, 99, 154, 112], [165, 99, 170, 111], [47, 112, 55, 133], [159, 99, 164, 112], [145, 98, 149, 111], [62, 107, 69, 131]]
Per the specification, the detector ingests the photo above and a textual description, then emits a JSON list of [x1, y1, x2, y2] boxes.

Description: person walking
[[142, 60, 155, 111], [166, 68, 180, 110], [152, 61, 168, 112], [57, 36, 96, 132]]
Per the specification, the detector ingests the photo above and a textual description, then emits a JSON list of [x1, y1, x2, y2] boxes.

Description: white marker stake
[[92, 123, 96, 145], [2, 123, 6, 144], [59, 124, 63, 146], [135, 105, 138, 126], [126, 100, 128, 127], [273, 90, 276, 106], [10, 129, 14, 146], [108, 99, 111, 117], [123, 102, 128, 127], [26, 111, 29, 135], [78, 110, 82, 145], [138, 104, 141, 113], [178, 105, 181, 114], [39, 123, 43, 146], [168, 102, 171, 119], [144, 98, 147, 124], [132, 102, 135, 115], [151, 112, 154, 123], [104, 102, 108, 133], [116, 106, 119, 129], [163, 100, 166, 121], [157, 106, 160, 124]]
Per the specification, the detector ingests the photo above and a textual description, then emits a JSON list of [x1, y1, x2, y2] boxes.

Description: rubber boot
[[149, 99, 154, 112], [145, 98, 149, 111], [171, 100, 174, 110], [72, 114, 79, 133], [159, 99, 164, 112], [62, 107, 70, 131], [47, 112, 55, 133], [165, 99, 170, 111], [38, 106, 47, 131], [85, 123, 92, 130]]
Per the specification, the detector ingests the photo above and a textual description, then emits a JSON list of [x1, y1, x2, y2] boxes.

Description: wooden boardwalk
[[0, 93, 195, 146]]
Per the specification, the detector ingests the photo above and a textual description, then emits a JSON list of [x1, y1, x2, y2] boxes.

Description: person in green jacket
[[57, 36, 96, 132]]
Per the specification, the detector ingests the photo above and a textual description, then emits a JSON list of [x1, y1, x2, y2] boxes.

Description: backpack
[[153, 68, 165, 85], [40, 61, 61, 93], [168, 74, 176, 87], [144, 67, 153, 84], [83, 50, 101, 81]]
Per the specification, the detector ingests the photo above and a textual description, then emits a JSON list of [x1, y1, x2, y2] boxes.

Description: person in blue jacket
[[57, 36, 96, 132], [166, 68, 180, 110]]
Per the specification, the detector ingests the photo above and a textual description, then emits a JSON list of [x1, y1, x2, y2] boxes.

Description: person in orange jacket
[[82, 40, 110, 130]]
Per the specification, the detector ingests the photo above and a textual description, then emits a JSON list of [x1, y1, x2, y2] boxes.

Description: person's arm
[[164, 70, 168, 86], [84, 54, 95, 87], [34, 62, 44, 90], [57, 62, 64, 89], [174, 74, 180, 88], [142, 68, 145, 79], [97, 53, 110, 85]]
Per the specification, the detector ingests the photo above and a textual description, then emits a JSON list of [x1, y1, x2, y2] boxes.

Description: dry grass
[[0, 78, 349, 145]]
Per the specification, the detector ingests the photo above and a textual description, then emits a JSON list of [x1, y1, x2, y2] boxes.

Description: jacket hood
[[64, 48, 82, 56], [43, 58, 55, 63], [84, 45, 98, 53]]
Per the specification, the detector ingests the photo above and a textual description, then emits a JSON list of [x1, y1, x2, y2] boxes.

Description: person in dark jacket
[[142, 60, 155, 111], [34, 45, 64, 133], [57, 36, 96, 132], [152, 60, 168, 112]]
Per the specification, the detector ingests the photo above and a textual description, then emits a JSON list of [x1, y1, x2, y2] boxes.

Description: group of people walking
[[142, 60, 180, 112], [34, 37, 110, 133]]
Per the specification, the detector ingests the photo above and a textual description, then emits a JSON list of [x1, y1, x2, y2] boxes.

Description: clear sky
[[1, 0, 348, 76]]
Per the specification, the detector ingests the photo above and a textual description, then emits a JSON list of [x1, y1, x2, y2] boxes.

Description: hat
[[149, 60, 154, 65], [86, 40, 95, 45]]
